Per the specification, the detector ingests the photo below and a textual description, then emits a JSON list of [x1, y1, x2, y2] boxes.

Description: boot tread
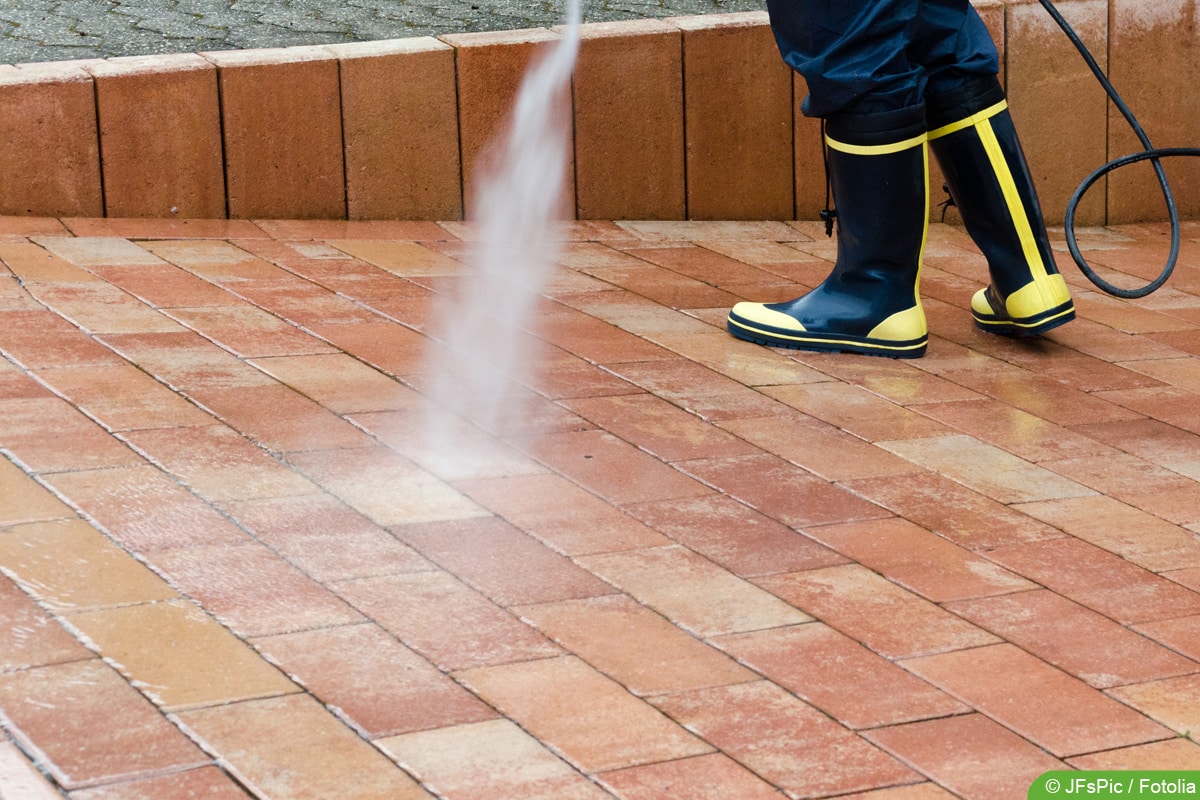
[[727, 307, 928, 358]]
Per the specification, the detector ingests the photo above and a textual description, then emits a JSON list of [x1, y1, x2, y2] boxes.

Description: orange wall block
[[328, 38, 463, 221], [88, 54, 226, 219], [671, 12, 794, 221], [1, 6, 1198, 226], [440, 28, 573, 220], [0, 63, 103, 218], [1005, 0, 1110, 226], [571, 19, 686, 221], [203, 46, 346, 220], [1106, 0, 1200, 224]]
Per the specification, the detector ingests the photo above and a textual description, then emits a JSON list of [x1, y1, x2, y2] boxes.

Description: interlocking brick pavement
[[1, 216, 1199, 797]]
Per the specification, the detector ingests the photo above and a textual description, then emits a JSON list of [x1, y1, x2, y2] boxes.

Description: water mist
[[419, 0, 583, 477]]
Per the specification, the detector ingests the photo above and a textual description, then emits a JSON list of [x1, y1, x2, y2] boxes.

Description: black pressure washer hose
[[1039, 0, 1200, 298]]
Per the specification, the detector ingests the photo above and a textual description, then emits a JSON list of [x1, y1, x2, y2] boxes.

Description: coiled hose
[[1040, 0, 1200, 298]]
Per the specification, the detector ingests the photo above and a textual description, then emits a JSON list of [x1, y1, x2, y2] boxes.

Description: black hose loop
[[1039, 0, 1198, 298], [1063, 148, 1200, 298]]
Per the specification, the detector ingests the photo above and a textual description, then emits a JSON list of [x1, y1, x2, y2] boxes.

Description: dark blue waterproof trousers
[[766, 0, 1000, 118]]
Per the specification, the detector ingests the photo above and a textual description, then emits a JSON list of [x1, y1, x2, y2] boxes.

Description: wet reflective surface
[[1, 217, 1200, 797]]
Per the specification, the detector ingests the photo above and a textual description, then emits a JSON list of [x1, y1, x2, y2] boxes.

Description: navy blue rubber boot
[[927, 76, 1075, 337], [727, 105, 930, 358]]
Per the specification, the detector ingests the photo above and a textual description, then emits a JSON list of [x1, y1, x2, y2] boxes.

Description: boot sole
[[973, 301, 1076, 338], [727, 317, 928, 359]]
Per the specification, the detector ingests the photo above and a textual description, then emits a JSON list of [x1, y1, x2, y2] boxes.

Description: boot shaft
[[926, 76, 1075, 335], [926, 77, 1059, 297], [824, 104, 930, 293]]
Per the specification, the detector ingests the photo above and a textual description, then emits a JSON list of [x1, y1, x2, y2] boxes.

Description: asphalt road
[[1, 0, 764, 64]]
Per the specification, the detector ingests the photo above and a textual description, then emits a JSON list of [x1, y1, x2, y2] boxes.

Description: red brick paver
[[1, 218, 1200, 798]]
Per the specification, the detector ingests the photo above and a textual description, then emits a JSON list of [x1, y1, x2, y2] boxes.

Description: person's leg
[[726, 105, 930, 358], [915, 0, 1075, 336], [729, 0, 930, 358]]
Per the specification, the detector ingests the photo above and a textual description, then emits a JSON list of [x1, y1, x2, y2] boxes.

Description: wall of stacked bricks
[[0, 0, 1197, 225]]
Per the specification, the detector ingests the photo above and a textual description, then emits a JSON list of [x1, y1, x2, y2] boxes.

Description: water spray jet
[[419, 0, 584, 479]]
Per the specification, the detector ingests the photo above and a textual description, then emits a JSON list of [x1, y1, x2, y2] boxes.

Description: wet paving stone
[[1, 219, 1198, 796]]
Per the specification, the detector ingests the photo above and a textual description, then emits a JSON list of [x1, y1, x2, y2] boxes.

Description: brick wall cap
[[324, 37, 452, 59], [2, 61, 97, 85], [666, 11, 770, 31], [15, 59, 106, 72], [439, 28, 560, 48], [563, 18, 681, 40], [86, 53, 215, 78], [200, 45, 338, 68]]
